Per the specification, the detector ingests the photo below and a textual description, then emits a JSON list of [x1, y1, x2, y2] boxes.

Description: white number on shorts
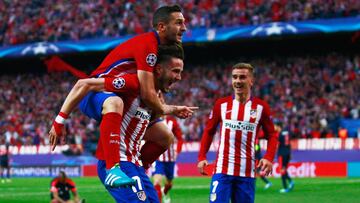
[[211, 180, 219, 193], [131, 176, 143, 193]]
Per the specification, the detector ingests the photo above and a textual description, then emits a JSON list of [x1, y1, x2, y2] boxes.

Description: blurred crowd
[[0, 53, 359, 154], [1, 0, 359, 46]]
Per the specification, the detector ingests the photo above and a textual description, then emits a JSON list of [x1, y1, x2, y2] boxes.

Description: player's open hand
[[197, 160, 209, 175], [173, 106, 199, 119], [257, 158, 273, 176]]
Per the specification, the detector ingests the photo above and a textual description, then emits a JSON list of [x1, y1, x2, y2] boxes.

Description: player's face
[[157, 58, 184, 92], [164, 12, 187, 43], [232, 68, 253, 96]]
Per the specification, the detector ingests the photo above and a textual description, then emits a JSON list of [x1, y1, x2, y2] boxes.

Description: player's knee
[[103, 97, 124, 114]]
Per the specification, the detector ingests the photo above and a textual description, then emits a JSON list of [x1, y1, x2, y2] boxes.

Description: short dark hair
[[157, 43, 184, 64], [152, 5, 182, 29]]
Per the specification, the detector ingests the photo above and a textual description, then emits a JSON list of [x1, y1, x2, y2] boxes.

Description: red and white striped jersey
[[198, 96, 278, 178], [119, 95, 152, 166], [158, 116, 183, 162]]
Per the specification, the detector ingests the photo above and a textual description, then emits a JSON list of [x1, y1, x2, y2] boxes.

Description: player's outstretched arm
[[138, 70, 167, 114], [49, 78, 106, 150]]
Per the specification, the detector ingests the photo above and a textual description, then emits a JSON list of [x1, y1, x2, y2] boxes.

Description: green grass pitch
[[0, 177, 359, 202]]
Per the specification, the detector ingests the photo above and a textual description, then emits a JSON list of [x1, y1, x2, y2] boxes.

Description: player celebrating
[[95, 43, 185, 202], [276, 122, 294, 193], [49, 5, 191, 188], [152, 95, 184, 203], [197, 63, 278, 203]]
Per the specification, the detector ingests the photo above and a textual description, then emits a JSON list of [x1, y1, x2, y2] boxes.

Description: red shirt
[[198, 96, 278, 177], [90, 31, 160, 78]]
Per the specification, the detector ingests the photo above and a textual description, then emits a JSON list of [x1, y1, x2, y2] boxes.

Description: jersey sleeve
[[172, 118, 184, 154], [50, 179, 58, 192], [260, 102, 278, 162], [198, 99, 221, 161], [134, 37, 158, 72]]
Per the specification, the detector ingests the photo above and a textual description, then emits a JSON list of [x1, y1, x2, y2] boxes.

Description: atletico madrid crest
[[250, 109, 257, 119], [137, 191, 147, 201]]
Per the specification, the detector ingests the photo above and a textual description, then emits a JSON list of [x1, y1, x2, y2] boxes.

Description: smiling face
[[155, 57, 183, 93], [232, 68, 253, 101]]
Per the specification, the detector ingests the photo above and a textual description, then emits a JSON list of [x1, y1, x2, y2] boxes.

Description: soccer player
[[50, 171, 84, 203], [49, 5, 192, 188], [255, 138, 272, 189], [152, 94, 184, 203], [95, 43, 185, 202], [276, 122, 294, 193], [0, 144, 11, 183], [197, 63, 278, 203]]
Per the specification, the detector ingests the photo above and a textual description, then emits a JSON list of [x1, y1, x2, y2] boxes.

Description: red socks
[[154, 184, 162, 202], [140, 141, 167, 169], [99, 112, 122, 169]]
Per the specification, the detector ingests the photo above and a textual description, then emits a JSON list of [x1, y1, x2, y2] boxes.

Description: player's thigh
[[209, 173, 232, 203], [78, 91, 117, 121], [232, 177, 255, 203], [282, 154, 290, 168], [102, 95, 124, 114], [143, 121, 174, 147], [138, 167, 160, 203], [98, 160, 153, 203]]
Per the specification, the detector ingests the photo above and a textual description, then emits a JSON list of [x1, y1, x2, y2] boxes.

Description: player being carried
[[49, 5, 196, 188]]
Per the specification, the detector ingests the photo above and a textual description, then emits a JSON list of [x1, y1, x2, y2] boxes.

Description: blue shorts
[[153, 161, 175, 180], [209, 173, 255, 203], [97, 160, 159, 203], [79, 91, 117, 121]]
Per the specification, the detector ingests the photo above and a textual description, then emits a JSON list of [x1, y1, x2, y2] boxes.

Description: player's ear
[[154, 64, 162, 75], [157, 22, 166, 32]]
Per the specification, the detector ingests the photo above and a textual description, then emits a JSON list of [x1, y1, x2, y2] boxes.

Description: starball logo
[[223, 119, 256, 132]]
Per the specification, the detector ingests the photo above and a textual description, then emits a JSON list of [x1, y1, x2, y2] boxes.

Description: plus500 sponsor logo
[[135, 108, 151, 120], [223, 120, 256, 132]]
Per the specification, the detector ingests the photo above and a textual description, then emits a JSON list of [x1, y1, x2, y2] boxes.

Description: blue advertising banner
[[0, 17, 359, 58]]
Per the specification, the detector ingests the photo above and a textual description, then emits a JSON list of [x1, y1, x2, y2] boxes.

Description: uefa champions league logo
[[251, 22, 298, 36], [21, 42, 59, 56], [146, 53, 157, 66], [112, 77, 126, 89]]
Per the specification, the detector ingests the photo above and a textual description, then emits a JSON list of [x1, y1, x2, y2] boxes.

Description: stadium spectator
[[0, 0, 359, 46], [50, 171, 84, 203], [197, 63, 278, 203]]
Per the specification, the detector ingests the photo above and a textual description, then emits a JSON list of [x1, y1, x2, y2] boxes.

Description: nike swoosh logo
[[226, 110, 232, 114], [110, 133, 120, 137]]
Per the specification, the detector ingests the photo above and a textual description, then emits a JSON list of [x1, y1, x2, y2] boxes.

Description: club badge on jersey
[[137, 191, 147, 201]]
